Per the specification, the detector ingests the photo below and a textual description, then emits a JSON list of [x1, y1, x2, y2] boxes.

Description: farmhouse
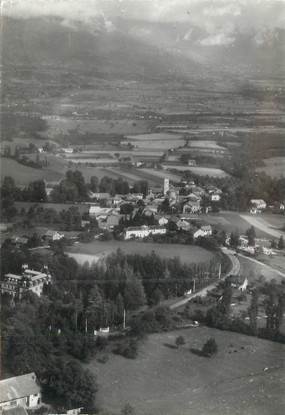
[[10, 236, 29, 248], [0, 373, 42, 411], [88, 192, 111, 200], [226, 275, 248, 291], [125, 225, 166, 240], [0, 265, 51, 299], [44, 230, 64, 242], [210, 192, 221, 202], [154, 214, 169, 225], [182, 200, 201, 214], [176, 219, 192, 231], [187, 159, 197, 166], [89, 206, 118, 219], [250, 199, 266, 210], [193, 225, 212, 239]]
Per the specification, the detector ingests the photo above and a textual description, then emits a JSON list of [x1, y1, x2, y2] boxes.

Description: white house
[[210, 192, 221, 202], [154, 215, 169, 226], [193, 225, 212, 239], [250, 199, 266, 210], [238, 277, 248, 291], [0, 373, 42, 411], [125, 225, 166, 240]]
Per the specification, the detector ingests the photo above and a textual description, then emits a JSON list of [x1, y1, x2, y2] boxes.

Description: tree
[[248, 289, 259, 335], [175, 335, 186, 348], [45, 359, 97, 409], [229, 230, 240, 249], [278, 236, 285, 250], [123, 277, 146, 311], [202, 337, 218, 357], [90, 176, 99, 192], [246, 226, 256, 246]]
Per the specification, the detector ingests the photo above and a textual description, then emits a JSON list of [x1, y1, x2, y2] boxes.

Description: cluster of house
[[85, 179, 220, 239], [0, 264, 51, 299], [124, 217, 213, 240]]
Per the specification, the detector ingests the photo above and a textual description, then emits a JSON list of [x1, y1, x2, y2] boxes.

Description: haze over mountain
[[2, 0, 285, 78]]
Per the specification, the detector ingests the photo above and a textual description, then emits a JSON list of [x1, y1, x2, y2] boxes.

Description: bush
[[202, 337, 218, 357], [113, 339, 138, 359], [175, 335, 186, 348]]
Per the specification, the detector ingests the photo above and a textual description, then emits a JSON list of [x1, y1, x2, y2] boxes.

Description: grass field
[[126, 133, 183, 141], [240, 214, 285, 239], [90, 327, 285, 415], [67, 242, 215, 265], [0, 157, 64, 185], [216, 212, 279, 238], [163, 165, 229, 177], [43, 117, 152, 137], [238, 255, 284, 285], [256, 157, 285, 178]]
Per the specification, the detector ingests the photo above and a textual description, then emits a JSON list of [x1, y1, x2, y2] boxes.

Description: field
[[43, 116, 153, 137], [256, 157, 285, 178], [125, 133, 183, 141], [164, 165, 229, 177], [240, 214, 285, 239], [90, 327, 285, 415], [0, 157, 64, 185], [238, 255, 285, 285], [67, 241, 215, 265]]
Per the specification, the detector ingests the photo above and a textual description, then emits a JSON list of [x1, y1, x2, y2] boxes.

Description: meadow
[[43, 117, 152, 137], [67, 242, 215, 265], [164, 165, 229, 177], [256, 157, 285, 178], [0, 157, 64, 185], [90, 327, 285, 415]]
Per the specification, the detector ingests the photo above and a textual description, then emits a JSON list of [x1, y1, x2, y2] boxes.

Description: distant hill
[[2, 17, 196, 80], [2, 15, 284, 79]]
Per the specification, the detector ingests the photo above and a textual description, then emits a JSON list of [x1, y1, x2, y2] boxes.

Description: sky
[[1, 0, 285, 33]]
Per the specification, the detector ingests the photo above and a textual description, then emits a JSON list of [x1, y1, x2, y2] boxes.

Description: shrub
[[175, 335, 186, 348], [202, 337, 218, 357]]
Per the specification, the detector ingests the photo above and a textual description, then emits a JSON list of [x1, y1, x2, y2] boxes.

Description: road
[[170, 248, 240, 310]]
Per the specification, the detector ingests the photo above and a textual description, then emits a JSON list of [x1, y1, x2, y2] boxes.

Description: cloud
[[203, 4, 241, 17], [198, 32, 236, 46], [2, 0, 285, 35], [1, 0, 113, 28]]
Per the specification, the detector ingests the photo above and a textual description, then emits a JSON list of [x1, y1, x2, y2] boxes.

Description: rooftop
[[0, 373, 41, 404]]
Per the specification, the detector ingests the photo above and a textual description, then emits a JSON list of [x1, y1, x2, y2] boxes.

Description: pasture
[[43, 117, 152, 137], [126, 133, 183, 141], [163, 165, 229, 177], [238, 255, 284, 285], [240, 214, 285, 239], [256, 157, 285, 178], [67, 242, 215, 265], [90, 327, 285, 415], [0, 157, 64, 185]]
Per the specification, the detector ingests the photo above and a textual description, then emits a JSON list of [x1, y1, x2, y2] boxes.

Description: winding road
[[170, 248, 240, 310]]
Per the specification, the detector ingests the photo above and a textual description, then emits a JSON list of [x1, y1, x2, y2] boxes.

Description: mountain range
[[2, 14, 285, 79]]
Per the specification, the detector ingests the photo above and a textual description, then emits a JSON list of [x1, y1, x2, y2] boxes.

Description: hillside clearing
[[90, 327, 285, 415]]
